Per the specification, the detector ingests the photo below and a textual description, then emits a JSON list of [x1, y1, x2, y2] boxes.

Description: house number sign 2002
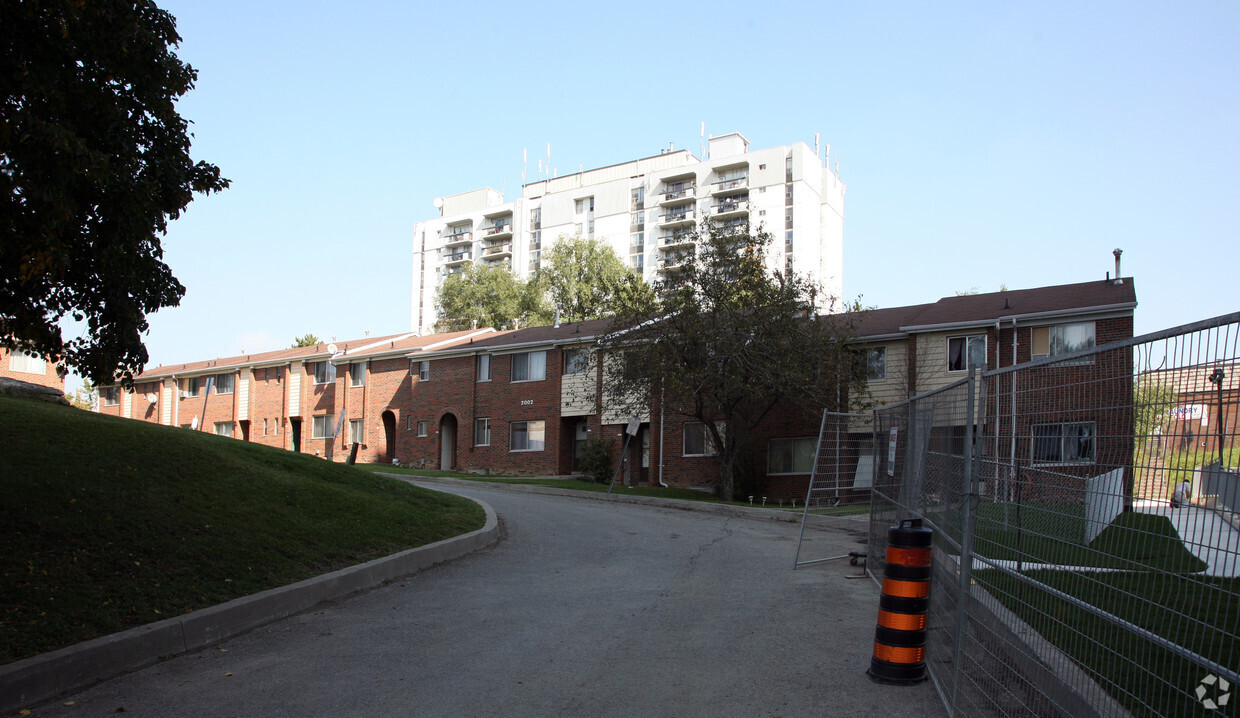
[[520, 399, 534, 406]]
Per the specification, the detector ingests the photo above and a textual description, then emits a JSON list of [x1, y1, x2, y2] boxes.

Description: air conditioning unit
[[180, 390, 189, 399]]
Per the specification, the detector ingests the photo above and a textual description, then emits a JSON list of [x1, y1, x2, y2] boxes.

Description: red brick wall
[[0, 348, 64, 391]]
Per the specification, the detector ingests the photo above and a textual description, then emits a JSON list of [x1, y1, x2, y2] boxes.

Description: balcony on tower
[[713, 192, 750, 218], [658, 175, 697, 205], [442, 224, 473, 247], [710, 164, 749, 195]]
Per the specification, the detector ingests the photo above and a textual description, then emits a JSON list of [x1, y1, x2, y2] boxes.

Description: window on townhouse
[[215, 373, 234, 395], [768, 437, 816, 474], [511, 351, 546, 382], [867, 347, 887, 380], [312, 414, 335, 439], [683, 422, 722, 457], [564, 348, 589, 375], [418, 360, 430, 381], [1032, 422, 1096, 464], [417, 421, 429, 437], [214, 422, 233, 437], [9, 349, 45, 374], [182, 377, 200, 397], [102, 386, 120, 406], [273, 418, 279, 435], [947, 335, 987, 372], [350, 362, 366, 387], [475, 418, 491, 446], [313, 361, 335, 385], [477, 354, 492, 382], [1032, 322, 1096, 360], [510, 420, 545, 451], [349, 419, 364, 444]]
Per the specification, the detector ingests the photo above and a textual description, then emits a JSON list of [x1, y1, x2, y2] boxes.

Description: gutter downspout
[[658, 378, 667, 487]]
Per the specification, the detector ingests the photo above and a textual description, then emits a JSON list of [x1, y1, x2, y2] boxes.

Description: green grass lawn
[[0, 396, 485, 664], [976, 570, 1239, 717]]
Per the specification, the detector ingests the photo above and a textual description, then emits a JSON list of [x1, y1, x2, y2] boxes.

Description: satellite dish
[[432, 197, 444, 209], [145, 393, 157, 404], [327, 343, 339, 354]]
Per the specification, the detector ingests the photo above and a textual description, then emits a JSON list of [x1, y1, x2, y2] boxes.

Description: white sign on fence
[[888, 428, 898, 477]]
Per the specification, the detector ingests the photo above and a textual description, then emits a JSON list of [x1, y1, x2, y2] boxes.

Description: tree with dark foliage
[[599, 221, 864, 500], [1, 0, 228, 387]]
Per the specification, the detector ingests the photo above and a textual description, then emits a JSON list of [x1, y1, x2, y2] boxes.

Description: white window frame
[[477, 354, 492, 382], [511, 351, 547, 382], [349, 419, 365, 444], [475, 417, 491, 446], [214, 421, 233, 437], [350, 362, 366, 387], [947, 335, 987, 372], [312, 414, 335, 439], [683, 421, 723, 457], [418, 360, 430, 381], [9, 349, 46, 374], [214, 373, 234, 395], [866, 347, 886, 381], [767, 437, 816, 475], [417, 421, 428, 437], [510, 420, 545, 452], [1032, 422, 1096, 465], [313, 361, 335, 385]]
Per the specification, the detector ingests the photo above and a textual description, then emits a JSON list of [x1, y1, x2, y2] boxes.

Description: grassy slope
[[0, 396, 484, 664]]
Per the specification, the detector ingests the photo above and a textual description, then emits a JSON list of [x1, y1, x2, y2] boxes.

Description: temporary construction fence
[[794, 412, 875, 568], [868, 311, 1240, 717]]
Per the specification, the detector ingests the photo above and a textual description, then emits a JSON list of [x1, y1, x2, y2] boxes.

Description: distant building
[[0, 347, 65, 393], [98, 278, 1136, 501], [410, 132, 846, 333]]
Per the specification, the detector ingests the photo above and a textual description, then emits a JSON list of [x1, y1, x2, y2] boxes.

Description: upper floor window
[[947, 335, 986, 372], [564, 348, 589, 375], [511, 351, 546, 382], [349, 362, 366, 387], [181, 377, 200, 397], [1032, 322, 1096, 359], [477, 354, 492, 382], [8, 349, 45, 374], [418, 360, 430, 381], [102, 386, 120, 406], [215, 373, 234, 395], [313, 361, 335, 385], [866, 347, 887, 381]]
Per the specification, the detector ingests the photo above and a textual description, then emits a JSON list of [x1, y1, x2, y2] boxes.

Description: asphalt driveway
[[30, 482, 944, 717]]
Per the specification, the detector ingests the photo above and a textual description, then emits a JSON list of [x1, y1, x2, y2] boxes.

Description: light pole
[[1208, 368, 1226, 469]]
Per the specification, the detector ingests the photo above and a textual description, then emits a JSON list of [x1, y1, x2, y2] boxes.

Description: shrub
[[579, 437, 614, 484]]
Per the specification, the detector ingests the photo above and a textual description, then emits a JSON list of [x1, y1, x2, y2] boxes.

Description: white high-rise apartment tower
[[411, 132, 845, 333]]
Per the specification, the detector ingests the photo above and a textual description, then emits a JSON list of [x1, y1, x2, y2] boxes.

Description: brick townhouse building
[[1, 347, 65, 392], [98, 277, 1137, 501]]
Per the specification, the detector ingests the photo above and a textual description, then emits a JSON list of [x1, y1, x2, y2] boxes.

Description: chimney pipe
[[1112, 248, 1123, 284]]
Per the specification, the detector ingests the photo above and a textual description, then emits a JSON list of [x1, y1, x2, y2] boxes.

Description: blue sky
[[98, 1, 1239, 378]]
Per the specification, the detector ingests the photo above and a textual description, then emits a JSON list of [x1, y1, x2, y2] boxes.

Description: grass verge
[[0, 396, 485, 664], [976, 569, 1239, 717]]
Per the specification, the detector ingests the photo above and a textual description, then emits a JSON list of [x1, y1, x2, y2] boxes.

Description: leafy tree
[[68, 378, 97, 411], [534, 236, 652, 322], [1, 0, 229, 388], [1135, 376, 1177, 440], [599, 221, 863, 500], [435, 262, 545, 332], [291, 334, 323, 348]]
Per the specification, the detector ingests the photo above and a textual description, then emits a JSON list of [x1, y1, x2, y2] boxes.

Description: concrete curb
[[392, 473, 871, 532], [0, 495, 498, 714]]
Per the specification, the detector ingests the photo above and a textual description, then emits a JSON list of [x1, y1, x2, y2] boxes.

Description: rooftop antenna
[[538, 158, 543, 181]]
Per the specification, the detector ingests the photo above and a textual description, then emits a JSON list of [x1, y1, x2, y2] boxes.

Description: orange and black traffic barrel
[[867, 517, 932, 685]]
